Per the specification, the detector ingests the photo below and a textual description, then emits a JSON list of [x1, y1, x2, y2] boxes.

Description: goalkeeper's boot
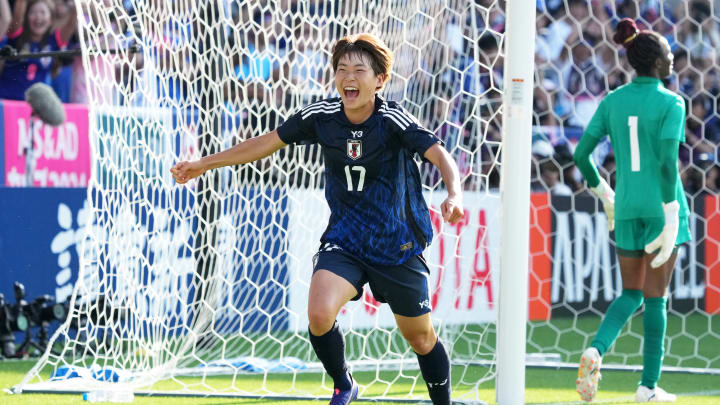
[[635, 385, 677, 402], [330, 374, 358, 405], [576, 347, 602, 402]]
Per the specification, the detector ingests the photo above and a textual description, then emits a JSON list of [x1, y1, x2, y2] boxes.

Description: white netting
[[16, 0, 504, 402], [529, 0, 720, 374], [16, 0, 720, 402]]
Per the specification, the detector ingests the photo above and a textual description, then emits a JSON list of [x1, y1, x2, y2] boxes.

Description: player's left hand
[[441, 195, 464, 224], [590, 178, 615, 232], [644, 200, 680, 268]]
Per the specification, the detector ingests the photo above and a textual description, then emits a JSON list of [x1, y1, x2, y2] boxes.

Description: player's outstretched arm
[[0, 0, 11, 40], [424, 144, 464, 224], [7, 0, 24, 36], [171, 129, 287, 184]]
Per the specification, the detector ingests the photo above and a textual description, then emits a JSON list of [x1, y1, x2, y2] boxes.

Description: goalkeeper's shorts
[[313, 244, 432, 317], [614, 216, 691, 255]]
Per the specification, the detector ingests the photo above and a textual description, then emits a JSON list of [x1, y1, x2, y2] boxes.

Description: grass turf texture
[[1, 314, 717, 404], [2, 360, 718, 404]]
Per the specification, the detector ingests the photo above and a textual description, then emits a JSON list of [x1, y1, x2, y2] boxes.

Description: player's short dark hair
[[332, 33, 393, 90], [613, 18, 666, 76]]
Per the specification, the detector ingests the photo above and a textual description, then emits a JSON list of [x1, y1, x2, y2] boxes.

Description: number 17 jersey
[[583, 77, 689, 220], [277, 95, 442, 266]]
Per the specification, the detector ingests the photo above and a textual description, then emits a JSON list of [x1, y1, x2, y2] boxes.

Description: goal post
[[497, 2, 536, 404]]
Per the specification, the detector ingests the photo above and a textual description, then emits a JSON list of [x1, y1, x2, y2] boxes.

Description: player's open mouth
[[344, 87, 359, 101]]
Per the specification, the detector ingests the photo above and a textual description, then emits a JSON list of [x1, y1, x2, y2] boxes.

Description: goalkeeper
[[171, 33, 463, 405], [572, 19, 691, 403]]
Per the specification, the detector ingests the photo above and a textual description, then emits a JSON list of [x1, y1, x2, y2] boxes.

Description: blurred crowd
[[0, 0, 719, 196], [532, 0, 720, 197]]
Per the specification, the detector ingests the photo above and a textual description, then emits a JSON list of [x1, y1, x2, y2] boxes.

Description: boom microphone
[[24, 83, 66, 127]]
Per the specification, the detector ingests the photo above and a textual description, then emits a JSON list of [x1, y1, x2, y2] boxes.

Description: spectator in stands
[[0, 0, 10, 42], [533, 79, 558, 127], [542, 159, 573, 196], [70, 0, 139, 104], [686, 95, 719, 161], [0, 0, 76, 100], [50, 0, 79, 102], [288, 22, 326, 103], [536, 0, 587, 62], [681, 164, 704, 196], [235, 11, 281, 83], [704, 164, 720, 194], [565, 40, 606, 127]]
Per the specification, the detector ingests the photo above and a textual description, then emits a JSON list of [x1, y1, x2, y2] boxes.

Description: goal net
[[16, 0, 506, 402], [15, 0, 720, 402]]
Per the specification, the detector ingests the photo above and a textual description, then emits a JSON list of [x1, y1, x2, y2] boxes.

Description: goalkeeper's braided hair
[[613, 18, 666, 76]]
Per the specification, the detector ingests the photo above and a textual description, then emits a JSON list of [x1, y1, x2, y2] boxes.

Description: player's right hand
[[644, 200, 680, 268], [170, 160, 205, 184], [590, 178, 615, 232]]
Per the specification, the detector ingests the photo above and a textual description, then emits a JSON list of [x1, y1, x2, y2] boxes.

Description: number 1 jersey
[[277, 95, 442, 265], [583, 77, 689, 220]]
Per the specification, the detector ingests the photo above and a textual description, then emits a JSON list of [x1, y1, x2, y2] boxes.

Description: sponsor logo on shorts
[[427, 378, 448, 388], [419, 299, 431, 310]]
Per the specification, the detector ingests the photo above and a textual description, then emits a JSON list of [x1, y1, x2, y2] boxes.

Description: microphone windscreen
[[24, 83, 66, 127]]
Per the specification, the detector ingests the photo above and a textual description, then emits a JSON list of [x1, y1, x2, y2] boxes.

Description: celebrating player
[[171, 33, 463, 405], [572, 19, 690, 403]]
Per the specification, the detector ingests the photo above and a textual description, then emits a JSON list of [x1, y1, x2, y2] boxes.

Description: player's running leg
[[308, 269, 359, 405], [578, 253, 646, 401], [576, 346, 601, 402], [636, 251, 678, 403], [395, 313, 451, 405]]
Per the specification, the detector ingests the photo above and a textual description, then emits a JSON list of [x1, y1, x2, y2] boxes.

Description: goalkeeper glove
[[644, 200, 680, 268], [590, 178, 615, 232]]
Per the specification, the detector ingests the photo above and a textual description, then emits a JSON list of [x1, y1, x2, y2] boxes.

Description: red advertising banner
[[529, 193, 552, 321], [3, 100, 90, 187], [706, 195, 720, 314]]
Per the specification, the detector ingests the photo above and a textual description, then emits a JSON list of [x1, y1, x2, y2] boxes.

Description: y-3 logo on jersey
[[350, 130, 363, 138], [347, 139, 362, 160]]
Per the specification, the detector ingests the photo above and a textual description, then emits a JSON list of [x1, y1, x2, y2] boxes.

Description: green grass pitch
[[1, 314, 718, 404]]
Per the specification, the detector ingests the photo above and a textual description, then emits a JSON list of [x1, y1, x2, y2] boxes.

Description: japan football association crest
[[347, 139, 362, 160]]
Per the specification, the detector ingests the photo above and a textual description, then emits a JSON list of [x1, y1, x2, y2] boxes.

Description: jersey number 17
[[345, 165, 366, 191]]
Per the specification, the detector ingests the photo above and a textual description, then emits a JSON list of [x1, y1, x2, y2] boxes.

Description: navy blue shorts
[[313, 244, 432, 317]]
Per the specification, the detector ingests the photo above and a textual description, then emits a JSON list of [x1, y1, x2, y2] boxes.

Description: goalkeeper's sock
[[416, 339, 451, 405], [591, 289, 644, 355], [641, 297, 668, 389], [309, 321, 352, 391]]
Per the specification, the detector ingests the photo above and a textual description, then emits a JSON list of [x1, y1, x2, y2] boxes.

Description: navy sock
[[309, 322, 352, 390], [416, 339, 451, 405]]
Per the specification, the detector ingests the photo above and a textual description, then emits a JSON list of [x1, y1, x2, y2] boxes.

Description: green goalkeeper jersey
[[582, 76, 689, 220]]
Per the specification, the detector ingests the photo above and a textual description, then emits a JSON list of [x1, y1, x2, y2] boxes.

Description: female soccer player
[[171, 33, 463, 405], [572, 19, 690, 403]]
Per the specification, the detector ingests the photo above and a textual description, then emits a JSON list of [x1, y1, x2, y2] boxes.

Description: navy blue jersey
[[277, 95, 442, 265]]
